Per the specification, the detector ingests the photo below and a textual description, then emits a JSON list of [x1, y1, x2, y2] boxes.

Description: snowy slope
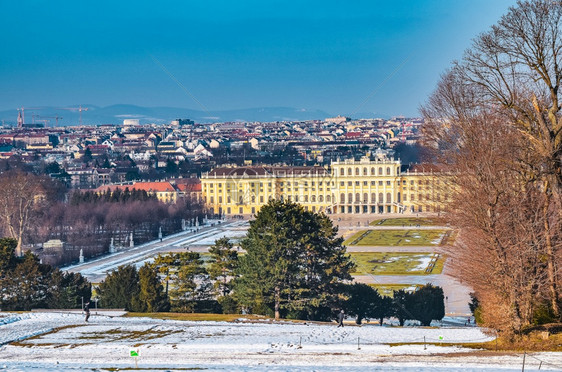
[[0, 311, 560, 371]]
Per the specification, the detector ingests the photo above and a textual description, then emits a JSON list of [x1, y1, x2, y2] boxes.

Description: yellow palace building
[[201, 151, 450, 216]]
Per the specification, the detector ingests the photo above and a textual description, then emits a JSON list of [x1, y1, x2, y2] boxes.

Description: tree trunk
[[16, 235, 23, 257], [543, 184, 560, 317], [274, 286, 280, 320]]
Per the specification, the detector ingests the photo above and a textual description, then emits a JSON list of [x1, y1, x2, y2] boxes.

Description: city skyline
[[1, 1, 515, 118]]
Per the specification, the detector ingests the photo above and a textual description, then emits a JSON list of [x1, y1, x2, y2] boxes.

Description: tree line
[[0, 238, 91, 311], [95, 200, 445, 325], [422, 0, 562, 333], [0, 200, 445, 325], [0, 170, 205, 266], [69, 188, 158, 205]]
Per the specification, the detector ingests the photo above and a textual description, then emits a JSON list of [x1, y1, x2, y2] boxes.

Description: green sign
[[130, 349, 139, 357]]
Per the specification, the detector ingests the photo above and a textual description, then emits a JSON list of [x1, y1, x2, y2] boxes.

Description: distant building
[[201, 152, 450, 216], [123, 119, 140, 126], [325, 115, 350, 124]]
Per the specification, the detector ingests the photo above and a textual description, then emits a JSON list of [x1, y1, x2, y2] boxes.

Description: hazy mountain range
[[0, 105, 391, 126]]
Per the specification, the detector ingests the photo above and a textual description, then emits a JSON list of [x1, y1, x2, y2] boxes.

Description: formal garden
[[344, 229, 446, 246], [369, 217, 444, 226], [349, 252, 444, 275]]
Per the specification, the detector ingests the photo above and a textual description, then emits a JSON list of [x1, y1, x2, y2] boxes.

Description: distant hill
[[0, 105, 332, 126]]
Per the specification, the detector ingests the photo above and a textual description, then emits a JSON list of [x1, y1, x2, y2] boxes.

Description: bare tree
[[423, 0, 562, 327], [0, 172, 47, 256]]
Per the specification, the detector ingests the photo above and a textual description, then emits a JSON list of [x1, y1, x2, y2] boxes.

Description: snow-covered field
[[1, 312, 561, 371]]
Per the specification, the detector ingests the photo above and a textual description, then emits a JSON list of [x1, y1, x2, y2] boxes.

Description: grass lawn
[[344, 229, 445, 246], [368, 284, 421, 297], [349, 252, 444, 275], [124, 312, 266, 322], [369, 217, 444, 226]]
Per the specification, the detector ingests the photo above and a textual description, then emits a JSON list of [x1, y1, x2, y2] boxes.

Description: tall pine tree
[[208, 237, 238, 297], [131, 263, 170, 312], [97, 265, 140, 310], [233, 200, 355, 320]]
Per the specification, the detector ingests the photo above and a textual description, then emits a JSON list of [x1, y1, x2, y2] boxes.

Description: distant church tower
[[17, 111, 23, 128]]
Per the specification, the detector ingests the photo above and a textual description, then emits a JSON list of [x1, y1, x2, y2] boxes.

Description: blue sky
[[0, 0, 515, 117]]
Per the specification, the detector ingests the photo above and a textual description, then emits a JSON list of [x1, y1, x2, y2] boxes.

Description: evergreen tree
[[102, 157, 111, 168], [131, 263, 170, 312], [392, 289, 412, 326], [0, 252, 51, 310], [110, 188, 122, 202], [83, 147, 93, 163], [165, 159, 178, 174], [344, 283, 382, 325], [154, 252, 209, 312], [47, 270, 91, 309], [170, 252, 209, 312], [208, 237, 238, 297], [96, 265, 139, 310], [373, 295, 393, 326], [69, 191, 83, 206], [44, 161, 61, 175], [409, 284, 445, 326], [0, 238, 18, 278], [233, 200, 355, 320]]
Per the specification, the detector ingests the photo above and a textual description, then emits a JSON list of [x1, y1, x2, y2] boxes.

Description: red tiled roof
[[177, 183, 202, 192], [132, 182, 176, 192]]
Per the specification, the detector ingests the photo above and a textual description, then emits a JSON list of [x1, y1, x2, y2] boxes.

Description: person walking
[[84, 301, 91, 323], [337, 310, 345, 328]]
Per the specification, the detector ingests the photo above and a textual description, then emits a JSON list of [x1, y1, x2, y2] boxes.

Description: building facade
[[201, 152, 450, 216]]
